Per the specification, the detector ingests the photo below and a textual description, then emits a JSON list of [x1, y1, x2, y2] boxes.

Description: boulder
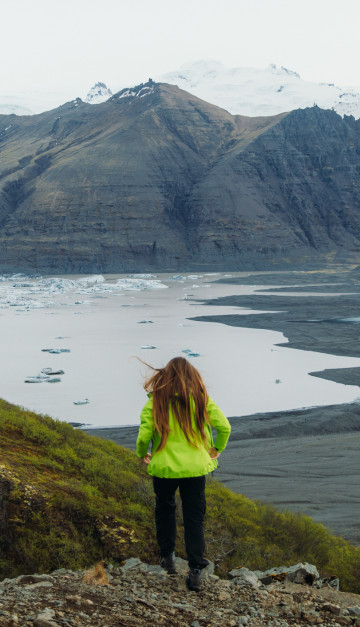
[[254, 562, 320, 585], [227, 567, 261, 587]]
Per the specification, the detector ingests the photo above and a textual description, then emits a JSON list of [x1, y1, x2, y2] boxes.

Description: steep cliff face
[[0, 82, 360, 272]]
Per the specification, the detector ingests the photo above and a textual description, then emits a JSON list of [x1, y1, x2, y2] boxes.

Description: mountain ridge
[[1, 82, 360, 273]]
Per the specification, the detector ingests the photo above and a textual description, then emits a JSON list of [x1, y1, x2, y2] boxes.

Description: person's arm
[[206, 397, 231, 454], [136, 397, 154, 461]]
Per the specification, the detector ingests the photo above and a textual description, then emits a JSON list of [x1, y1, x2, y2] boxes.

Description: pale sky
[[2, 0, 360, 106]]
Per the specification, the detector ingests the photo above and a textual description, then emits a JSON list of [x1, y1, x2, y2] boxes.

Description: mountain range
[[1, 80, 360, 273], [2, 60, 360, 118]]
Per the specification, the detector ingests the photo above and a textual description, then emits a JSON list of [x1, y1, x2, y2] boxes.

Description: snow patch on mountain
[[157, 60, 360, 118], [85, 82, 113, 105], [115, 81, 154, 100]]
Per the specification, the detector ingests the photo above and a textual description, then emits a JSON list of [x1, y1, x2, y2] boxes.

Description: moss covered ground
[[1, 399, 360, 592]]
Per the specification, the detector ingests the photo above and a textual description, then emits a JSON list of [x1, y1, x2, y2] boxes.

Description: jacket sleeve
[[136, 397, 154, 458], [206, 397, 231, 453]]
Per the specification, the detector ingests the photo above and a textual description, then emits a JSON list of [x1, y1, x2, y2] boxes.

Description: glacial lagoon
[[0, 272, 360, 427]]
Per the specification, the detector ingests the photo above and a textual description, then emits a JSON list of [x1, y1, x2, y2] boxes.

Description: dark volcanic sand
[[85, 266, 360, 546]]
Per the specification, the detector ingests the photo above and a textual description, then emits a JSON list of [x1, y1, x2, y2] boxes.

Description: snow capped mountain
[[157, 60, 360, 118], [2, 63, 360, 118], [85, 82, 113, 105]]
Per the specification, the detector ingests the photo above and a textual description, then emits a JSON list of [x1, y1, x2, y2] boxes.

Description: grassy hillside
[[1, 399, 360, 592]]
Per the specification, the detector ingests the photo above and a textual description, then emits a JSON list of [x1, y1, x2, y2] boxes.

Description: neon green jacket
[[136, 395, 231, 478]]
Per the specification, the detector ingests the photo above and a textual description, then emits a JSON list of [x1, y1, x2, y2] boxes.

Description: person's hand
[[142, 453, 152, 465], [208, 447, 220, 459]]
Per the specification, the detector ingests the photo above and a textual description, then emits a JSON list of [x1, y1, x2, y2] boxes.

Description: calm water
[[0, 272, 359, 426]]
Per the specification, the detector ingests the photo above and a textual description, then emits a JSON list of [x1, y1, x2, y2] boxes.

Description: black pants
[[152, 475, 209, 570]]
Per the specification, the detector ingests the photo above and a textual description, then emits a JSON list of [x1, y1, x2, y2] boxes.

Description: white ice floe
[[127, 274, 157, 279], [41, 348, 71, 354], [37, 278, 76, 293], [115, 278, 167, 291], [76, 275, 105, 286], [0, 274, 168, 312]]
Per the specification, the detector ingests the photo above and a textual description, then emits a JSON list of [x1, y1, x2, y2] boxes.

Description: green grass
[[1, 398, 360, 591]]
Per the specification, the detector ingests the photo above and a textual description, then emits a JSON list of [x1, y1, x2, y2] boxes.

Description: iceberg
[[76, 275, 105, 286], [127, 273, 157, 279], [141, 345, 157, 349], [182, 349, 200, 357], [116, 278, 167, 291], [41, 368, 65, 375], [74, 399, 90, 405], [41, 348, 70, 354], [37, 278, 76, 293]]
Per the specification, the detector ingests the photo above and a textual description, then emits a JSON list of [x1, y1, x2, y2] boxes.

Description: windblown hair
[[143, 357, 210, 452]]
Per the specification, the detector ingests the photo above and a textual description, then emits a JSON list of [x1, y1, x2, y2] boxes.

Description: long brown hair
[[143, 357, 210, 452]]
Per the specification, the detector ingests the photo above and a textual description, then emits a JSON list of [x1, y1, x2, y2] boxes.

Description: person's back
[[136, 356, 231, 591]]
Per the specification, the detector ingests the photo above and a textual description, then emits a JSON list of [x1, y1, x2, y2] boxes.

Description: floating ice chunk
[[141, 345, 157, 349], [37, 278, 76, 293], [137, 320, 154, 324], [74, 399, 90, 405], [47, 377, 61, 383], [169, 275, 185, 281], [42, 348, 61, 354], [25, 372, 52, 383], [74, 301, 91, 305], [116, 278, 167, 291], [128, 273, 157, 279], [11, 282, 35, 288], [275, 379, 282, 384], [41, 348, 70, 354], [41, 368, 65, 375], [76, 275, 105, 286], [182, 349, 200, 357]]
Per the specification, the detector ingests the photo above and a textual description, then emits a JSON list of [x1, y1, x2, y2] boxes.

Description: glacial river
[[0, 272, 359, 427]]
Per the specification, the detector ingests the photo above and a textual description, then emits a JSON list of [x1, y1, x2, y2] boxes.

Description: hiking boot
[[186, 567, 202, 592], [160, 553, 176, 574]]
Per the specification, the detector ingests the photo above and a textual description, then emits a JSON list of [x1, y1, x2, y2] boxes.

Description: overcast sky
[[2, 0, 360, 105]]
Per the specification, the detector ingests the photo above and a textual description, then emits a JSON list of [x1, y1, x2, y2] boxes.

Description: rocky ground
[[1, 559, 360, 627]]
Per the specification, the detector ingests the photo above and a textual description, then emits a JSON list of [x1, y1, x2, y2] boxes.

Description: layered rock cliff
[[0, 82, 360, 272]]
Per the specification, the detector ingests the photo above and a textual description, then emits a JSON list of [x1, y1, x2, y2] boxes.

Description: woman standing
[[136, 357, 231, 591]]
